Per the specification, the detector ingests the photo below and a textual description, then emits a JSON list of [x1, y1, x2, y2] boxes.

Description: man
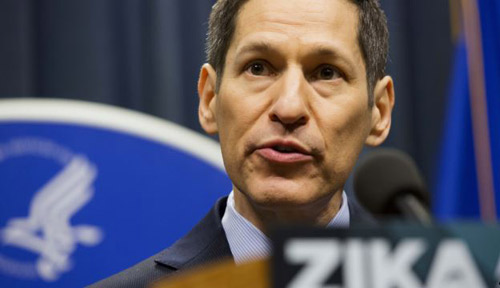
[[90, 0, 394, 286]]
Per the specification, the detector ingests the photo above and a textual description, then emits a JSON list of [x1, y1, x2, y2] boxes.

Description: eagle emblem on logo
[[0, 153, 103, 281]]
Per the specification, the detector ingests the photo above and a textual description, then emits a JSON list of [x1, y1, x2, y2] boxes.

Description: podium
[[153, 260, 269, 288]]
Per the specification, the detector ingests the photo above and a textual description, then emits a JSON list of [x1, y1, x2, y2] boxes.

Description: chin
[[242, 177, 329, 209]]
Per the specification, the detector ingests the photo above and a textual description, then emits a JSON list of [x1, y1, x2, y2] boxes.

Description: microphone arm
[[394, 193, 433, 224]]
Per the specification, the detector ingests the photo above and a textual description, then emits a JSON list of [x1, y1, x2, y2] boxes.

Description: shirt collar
[[221, 190, 350, 264]]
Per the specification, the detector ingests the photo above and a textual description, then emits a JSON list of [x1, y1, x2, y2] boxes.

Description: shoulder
[[87, 197, 232, 288], [86, 252, 175, 288]]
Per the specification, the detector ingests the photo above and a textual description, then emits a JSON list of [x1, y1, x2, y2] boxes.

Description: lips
[[255, 139, 313, 164]]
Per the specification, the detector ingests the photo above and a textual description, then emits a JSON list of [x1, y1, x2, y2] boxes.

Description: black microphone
[[353, 148, 432, 224]]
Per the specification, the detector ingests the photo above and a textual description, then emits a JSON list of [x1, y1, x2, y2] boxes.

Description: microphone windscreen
[[353, 148, 429, 215]]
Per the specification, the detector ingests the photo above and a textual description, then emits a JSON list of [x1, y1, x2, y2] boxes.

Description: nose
[[269, 68, 309, 129]]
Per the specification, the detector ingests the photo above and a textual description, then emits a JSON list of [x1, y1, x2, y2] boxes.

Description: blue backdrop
[[0, 106, 232, 287]]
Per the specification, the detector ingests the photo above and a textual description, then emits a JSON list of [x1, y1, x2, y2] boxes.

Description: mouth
[[255, 140, 313, 164], [271, 145, 304, 153]]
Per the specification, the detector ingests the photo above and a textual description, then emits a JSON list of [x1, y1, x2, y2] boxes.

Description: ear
[[365, 76, 395, 146], [198, 63, 218, 134]]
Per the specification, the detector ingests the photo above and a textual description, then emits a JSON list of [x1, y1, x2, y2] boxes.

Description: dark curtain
[[0, 0, 453, 193]]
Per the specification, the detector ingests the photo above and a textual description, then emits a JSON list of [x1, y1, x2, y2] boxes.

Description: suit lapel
[[348, 197, 376, 225], [154, 197, 233, 270]]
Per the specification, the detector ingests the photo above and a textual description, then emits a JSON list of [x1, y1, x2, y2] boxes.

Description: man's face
[[200, 0, 392, 212]]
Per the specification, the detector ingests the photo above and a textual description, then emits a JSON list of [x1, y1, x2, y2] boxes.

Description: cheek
[[217, 82, 272, 136], [316, 95, 371, 171], [216, 85, 268, 162], [217, 101, 252, 144]]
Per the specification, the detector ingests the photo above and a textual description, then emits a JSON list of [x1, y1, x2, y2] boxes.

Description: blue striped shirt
[[221, 190, 350, 264]]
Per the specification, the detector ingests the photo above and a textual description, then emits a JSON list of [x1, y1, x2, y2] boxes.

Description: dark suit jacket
[[88, 196, 373, 288]]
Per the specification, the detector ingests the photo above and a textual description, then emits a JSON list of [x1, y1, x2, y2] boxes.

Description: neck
[[232, 188, 344, 235]]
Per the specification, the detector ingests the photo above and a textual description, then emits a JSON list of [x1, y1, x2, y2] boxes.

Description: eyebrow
[[235, 41, 278, 57], [305, 45, 358, 74], [314, 46, 342, 57], [238, 41, 349, 58]]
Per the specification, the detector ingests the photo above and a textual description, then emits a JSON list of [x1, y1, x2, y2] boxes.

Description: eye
[[312, 65, 342, 81], [245, 61, 273, 76]]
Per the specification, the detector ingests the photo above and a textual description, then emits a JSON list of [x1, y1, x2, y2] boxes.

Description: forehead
[[229, 0, 361, 60]]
